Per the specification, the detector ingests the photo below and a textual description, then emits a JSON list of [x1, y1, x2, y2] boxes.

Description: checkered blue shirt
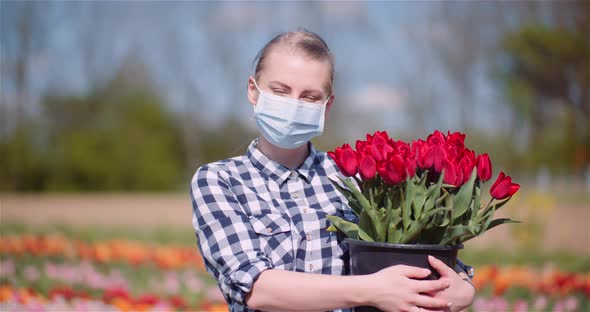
[[190, 138, 357, 312]]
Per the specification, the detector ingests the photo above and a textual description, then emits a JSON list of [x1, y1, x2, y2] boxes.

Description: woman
[[190, 30, 475, 312]]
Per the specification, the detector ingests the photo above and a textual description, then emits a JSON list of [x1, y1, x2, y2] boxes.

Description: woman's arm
[[246, 265, 453, 312]]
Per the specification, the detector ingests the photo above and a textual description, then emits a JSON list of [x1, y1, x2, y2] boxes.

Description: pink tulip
[[564, 297, 578, 311], [513, 299, 528, 312], [534, 296, 548, 311], [24, 266, 39, 281]]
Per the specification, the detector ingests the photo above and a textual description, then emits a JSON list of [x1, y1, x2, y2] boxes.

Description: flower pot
[[345, 238, 463, 312]]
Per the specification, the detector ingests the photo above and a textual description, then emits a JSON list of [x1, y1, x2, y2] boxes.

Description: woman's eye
[[305, 96, 319, 101], [273, 89, 286, 94]]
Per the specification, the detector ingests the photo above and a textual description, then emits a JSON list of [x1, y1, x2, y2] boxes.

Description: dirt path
[[1, 193, 193, 229], [1, 193, 589, 254]]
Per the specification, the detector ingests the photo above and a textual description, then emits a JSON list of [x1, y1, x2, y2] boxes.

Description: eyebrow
[[268, 81, 292, 91], [268, 81, 324, 95]]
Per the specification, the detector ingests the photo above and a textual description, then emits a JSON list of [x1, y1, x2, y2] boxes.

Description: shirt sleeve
[[190, 165, 274, 305], [455, 259, 474, 278]]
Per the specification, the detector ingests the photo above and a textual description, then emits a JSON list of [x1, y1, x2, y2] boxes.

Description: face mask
[[252, 79, 329, 149]]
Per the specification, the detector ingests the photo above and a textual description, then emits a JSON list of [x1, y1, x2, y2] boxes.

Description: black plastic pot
[[345, 238, 463, 312]]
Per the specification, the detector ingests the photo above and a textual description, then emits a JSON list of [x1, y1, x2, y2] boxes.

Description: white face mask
[[252, 79, 329, 149]]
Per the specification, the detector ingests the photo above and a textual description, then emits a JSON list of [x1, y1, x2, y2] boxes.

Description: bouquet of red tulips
[[327, 130, 520, 245]]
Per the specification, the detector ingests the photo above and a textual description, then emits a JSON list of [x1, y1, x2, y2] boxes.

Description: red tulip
[[457, 150, 476, 185], [422, 143, 447, 173], [359, 155, 377, 180], [328, 144, 358, 177], [355, 140, 368, 154], [427, 130, 446, 145], [371, 144, 385, 162], [442, 158, 459, 186], [168, 295, 188, 309], [372, 133, 387, 146], [339, 149, 358, 176], [490, 172, 520, 200], [412, 139, 428, 169], [136, 294, 159, 306], [393, 140, 411, 158], [405, 156, 417, 178], [370, 133, 394, 162], [371, 131, 390, 144], [446, 131, 466, 150], [477, 154, 492, 182], [378, 154, 407, 185]]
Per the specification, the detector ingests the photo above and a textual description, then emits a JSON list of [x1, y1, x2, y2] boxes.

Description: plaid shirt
[[190, 138, 357, 312]]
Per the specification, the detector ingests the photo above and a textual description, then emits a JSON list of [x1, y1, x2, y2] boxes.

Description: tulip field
[[0, 224, 228, 312], [1, 190, 589, 312]]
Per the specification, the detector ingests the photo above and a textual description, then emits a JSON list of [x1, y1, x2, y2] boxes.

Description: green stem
[[476, 198, 494, 222]]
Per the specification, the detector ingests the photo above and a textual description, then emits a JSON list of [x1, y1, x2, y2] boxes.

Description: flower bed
[[1, 228, 588, 311]]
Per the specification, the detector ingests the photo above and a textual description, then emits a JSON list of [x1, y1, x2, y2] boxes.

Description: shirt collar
[[247, 138, 319, 185]]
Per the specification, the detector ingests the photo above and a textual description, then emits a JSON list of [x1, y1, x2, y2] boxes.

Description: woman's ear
[[247, 76, 259, 106], [325, 94, 335, 116]]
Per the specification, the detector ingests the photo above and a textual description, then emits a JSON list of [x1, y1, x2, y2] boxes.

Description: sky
[[2, 1, 519, 140]]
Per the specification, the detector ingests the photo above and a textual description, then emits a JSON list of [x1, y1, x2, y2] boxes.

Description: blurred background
[[1, 1, 589, 311]]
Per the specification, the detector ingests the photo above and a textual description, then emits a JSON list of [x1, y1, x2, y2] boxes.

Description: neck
[[257, 137, 310, 170]]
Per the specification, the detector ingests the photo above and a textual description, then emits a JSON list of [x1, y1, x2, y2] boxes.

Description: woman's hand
[[366, 264, 453, 312], [425, 256, 476, 312]]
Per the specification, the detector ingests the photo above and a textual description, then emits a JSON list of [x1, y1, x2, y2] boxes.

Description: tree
[[499, 1, 590, 173]]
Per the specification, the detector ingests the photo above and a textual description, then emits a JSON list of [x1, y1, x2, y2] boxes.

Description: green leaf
[[492, 198, 511, 211], [357, 227, 375, 242], [341, 177, 372, 212], [346, 197, 363, 218], [421, 207, 452, 220], [329, 178, 359, 213], [441, 225, 476, 245], [373, 186, 386, 208], [435, 188, 450, 206], [433, 211, 451, 227], [359, 210, 377, 240], [400, 221, 428, 244], [425, 171, 444, 209], [329, 178, 352, 196], [468, 183, 482, 224], [386, 208, 402, 243], [412, 177, 428, 220], [326, 215, 359, 239], [353, 176, 364, 193], [374, 207, 390, 242], [402, 179, 414, 231], [475, 198, 509, 224], [484, 218, 520, 233], [451, 168, 477, 221]]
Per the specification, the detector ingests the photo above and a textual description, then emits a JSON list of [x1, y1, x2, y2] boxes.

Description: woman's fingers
[[394, 265, 432, 279], [428, 255, 454, 277], [411, 292, 452, 310], [418, 307, 449, 312], [414, 278, 450, 293]]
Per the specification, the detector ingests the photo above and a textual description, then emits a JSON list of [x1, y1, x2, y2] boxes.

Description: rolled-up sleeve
[[190, 165, 273, 305]]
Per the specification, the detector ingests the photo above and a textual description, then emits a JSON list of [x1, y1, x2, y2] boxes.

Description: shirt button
[[289, 171, 297, 179], [308, 264, 313, 271], [292, 192, 300, 199], [306, 233, 311, 241], [266, 227, 272, 233], [303, 208, 308, 213]]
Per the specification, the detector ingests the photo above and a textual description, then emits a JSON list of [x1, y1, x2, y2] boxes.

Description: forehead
[[260, 46, 331, 94]]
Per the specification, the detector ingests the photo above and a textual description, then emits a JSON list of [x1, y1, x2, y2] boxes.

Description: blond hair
[[253, 29, 334, 94]]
